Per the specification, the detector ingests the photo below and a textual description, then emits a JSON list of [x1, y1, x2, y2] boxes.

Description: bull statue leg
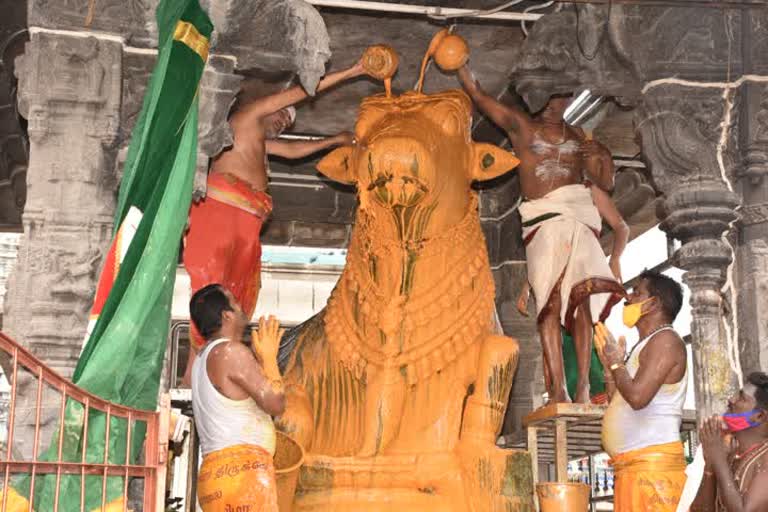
[[358, 363, 408, 456], [461, 334, 518, 443], [275, 384, 314, 452], [458, 334, 533, 511]]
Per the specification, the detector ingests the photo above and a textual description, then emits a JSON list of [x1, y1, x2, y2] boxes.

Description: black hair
[[189, 284, 233, 340], [639, 270, 684, 322], [747, 372, 768, 410]]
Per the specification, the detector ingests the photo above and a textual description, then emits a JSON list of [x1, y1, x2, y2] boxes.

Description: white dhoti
[[519, 184, 623, 330]]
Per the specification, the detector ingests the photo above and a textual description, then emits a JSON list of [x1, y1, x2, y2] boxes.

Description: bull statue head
[[317, 90, 519, 238]]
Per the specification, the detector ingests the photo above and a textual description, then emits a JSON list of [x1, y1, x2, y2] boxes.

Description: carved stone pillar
[[3, 30, 122, 457], [735, 7, 768, 374], [5, 31, 122, 375], [637, 84, 741, 416], [736, 83, 768, 374]]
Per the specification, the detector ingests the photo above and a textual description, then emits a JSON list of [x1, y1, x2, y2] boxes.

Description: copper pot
[[536, 482, 590, 512], [274, 431, 305, 512], [362, 45, 399, 80]]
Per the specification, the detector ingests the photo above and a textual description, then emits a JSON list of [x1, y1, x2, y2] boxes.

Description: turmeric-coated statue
[[277, 44, 534, 511]]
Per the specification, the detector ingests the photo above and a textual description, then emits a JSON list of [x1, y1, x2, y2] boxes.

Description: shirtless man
[[457, 65, 624, 403], [183, 58, 369, 384]]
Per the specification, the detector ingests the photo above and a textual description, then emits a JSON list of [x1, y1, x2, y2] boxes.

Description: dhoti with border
[[183, 171, 273, 347], [519, 184, 623, 330]]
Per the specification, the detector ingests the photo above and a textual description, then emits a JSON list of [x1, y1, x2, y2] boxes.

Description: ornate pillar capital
[[635, 82, 742, 416], [15, 31, 122, 148]]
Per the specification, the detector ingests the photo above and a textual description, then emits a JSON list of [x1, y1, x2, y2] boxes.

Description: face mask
[[722, 410, 762, 432], [622, 298, 653, 328]]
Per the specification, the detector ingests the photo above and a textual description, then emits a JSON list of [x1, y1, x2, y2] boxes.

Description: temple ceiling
[[0, 0, 655, 246]]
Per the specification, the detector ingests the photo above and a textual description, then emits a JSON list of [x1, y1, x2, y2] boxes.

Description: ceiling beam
[[558, 0, 763, 7], [304, 0, 544, 21]]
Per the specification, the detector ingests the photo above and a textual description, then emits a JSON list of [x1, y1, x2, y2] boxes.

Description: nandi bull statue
[[277, 38, 534, 511]]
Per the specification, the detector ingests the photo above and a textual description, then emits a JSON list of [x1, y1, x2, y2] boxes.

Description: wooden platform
[[500, 403, 697, 485]]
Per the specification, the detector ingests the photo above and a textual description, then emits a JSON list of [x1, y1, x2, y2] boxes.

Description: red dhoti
[[184, 171, 273, 347]]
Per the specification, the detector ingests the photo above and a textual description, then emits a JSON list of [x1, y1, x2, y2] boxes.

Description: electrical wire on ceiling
[[521, 1, 555, 36], [426, 0, 526, 20]]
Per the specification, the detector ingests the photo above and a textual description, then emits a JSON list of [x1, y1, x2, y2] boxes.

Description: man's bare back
[[457, 66, 614, 198]]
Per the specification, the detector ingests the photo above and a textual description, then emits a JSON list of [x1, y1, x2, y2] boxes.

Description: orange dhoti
[[184, 172, 273, 347], [610, 441, 687, 512], [197, 444, 279, 512]]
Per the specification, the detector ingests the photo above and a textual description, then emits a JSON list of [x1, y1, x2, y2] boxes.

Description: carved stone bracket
[[194, 54, 242, 199], [510, 5, 745, 112], [204, 0, 331, 94]]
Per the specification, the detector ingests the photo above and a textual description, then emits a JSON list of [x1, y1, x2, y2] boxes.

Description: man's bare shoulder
[[645, 329, 686, 359], [208, 341, 256, 367]]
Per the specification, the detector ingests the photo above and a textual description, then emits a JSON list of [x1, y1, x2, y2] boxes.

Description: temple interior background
[[1, 0, 767, 510]]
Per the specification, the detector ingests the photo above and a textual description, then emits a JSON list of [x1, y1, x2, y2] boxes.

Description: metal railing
[[0, 331, 169, 511]]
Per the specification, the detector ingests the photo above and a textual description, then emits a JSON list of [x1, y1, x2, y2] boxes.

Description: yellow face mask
[[622, 298, 654, 328]]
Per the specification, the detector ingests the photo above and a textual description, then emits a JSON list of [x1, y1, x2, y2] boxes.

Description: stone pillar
[[735, 8, 768, 375], [3, 30, 122, 457], [736, 82, 768, 375], [5, 30, 122, 376], [636, 84, 741, 416]]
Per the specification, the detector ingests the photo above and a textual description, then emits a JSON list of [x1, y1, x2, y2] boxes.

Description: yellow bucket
[[274, 431, 305, 512], [536, 482, 590, 512]]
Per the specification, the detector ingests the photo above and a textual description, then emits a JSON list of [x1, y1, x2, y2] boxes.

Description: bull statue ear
[[470, 143, 520, 182], [317, 146, 356, 184]]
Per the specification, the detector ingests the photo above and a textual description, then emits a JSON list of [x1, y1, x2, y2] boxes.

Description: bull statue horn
[[317, 145, 356, 184], [470, 143, 520, 181]]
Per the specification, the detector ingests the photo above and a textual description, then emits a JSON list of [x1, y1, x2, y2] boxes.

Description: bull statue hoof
[[277, 88, 533, 511]]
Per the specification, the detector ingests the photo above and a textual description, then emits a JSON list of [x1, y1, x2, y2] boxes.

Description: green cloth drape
[[13, 1, 212, 509]]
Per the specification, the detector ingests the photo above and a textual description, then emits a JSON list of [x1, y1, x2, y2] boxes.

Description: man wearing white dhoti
[[458, 64, 626, 403]]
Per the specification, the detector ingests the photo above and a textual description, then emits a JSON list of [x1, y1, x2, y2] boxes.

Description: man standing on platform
[[691, 372, 768, 512], [182, 58, 369, 384], [190, 284, 285, 512], [456, 64, 624, 403], [595, 270, 687, 511]]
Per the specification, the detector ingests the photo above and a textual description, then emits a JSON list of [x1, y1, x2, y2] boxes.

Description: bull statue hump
[[277, 86, 534, 511]]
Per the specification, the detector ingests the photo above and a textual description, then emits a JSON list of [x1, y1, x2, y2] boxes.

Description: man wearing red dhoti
[[182, 57, 370, 384]]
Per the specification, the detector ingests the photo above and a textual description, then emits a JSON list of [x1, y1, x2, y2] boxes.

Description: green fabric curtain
[[13, 1, 212, 509], [562, 328, 606, 399]]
